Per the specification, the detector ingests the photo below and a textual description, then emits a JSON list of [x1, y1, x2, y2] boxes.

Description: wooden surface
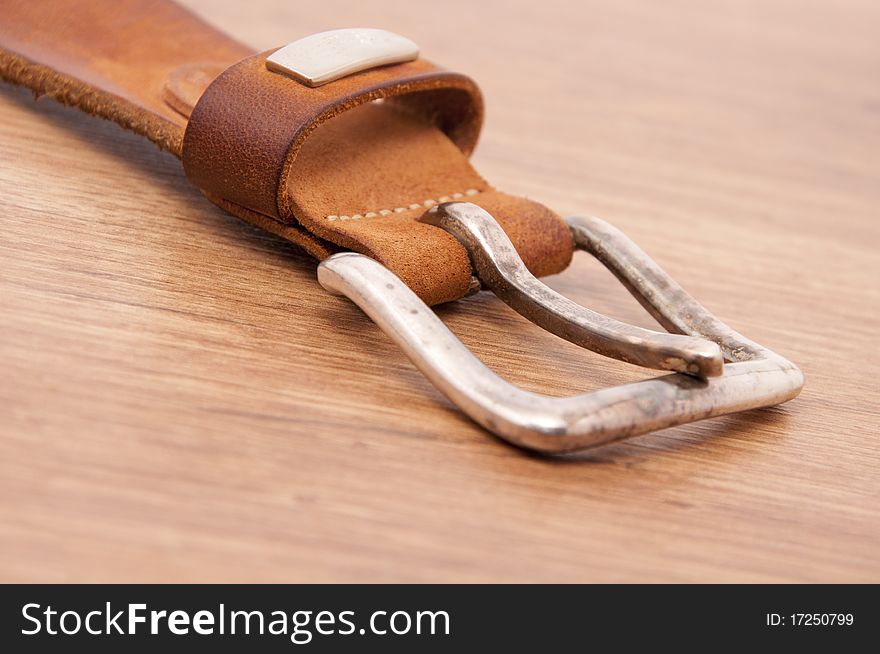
[[1, 0, 878, 583]]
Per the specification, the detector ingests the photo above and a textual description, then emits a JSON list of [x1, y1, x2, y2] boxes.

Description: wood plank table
[[1, 0, 877, 582]]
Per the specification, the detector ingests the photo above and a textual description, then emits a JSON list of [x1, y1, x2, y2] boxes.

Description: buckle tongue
[[421, 203, 724, 379]]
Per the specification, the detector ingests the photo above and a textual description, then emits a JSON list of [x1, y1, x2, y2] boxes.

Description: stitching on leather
[[325, 188, 481, 221]]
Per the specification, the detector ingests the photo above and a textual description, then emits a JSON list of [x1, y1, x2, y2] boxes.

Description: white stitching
[[326, 188, 481, 221]]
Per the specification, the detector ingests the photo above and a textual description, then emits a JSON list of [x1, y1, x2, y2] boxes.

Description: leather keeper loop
[[181, 50, 484, 223]]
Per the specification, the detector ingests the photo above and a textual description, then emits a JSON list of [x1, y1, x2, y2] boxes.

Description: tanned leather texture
[[0, 0, 252, 154], [0, 0, 574, 305]]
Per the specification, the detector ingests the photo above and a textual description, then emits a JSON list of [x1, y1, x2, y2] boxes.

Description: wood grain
[[1, 0, 878, 582]]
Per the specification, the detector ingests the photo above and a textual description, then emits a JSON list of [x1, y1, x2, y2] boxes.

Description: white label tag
[[266, 29, 419, 87]]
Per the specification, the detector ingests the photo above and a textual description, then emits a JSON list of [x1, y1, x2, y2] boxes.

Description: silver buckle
[[317, 203, 803, 453]]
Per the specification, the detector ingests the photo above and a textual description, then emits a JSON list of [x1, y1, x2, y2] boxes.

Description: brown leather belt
[[0, 0, 571, 306], [0, 0, 803, 452]]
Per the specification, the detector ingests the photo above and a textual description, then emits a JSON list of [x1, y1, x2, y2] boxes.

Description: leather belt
[[0, 0, 803, 452], [0, 0, 571, 306]]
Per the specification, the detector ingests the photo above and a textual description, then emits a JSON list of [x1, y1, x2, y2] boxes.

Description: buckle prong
[[317, 203, 803, 453], [421, 203, 724, 379]]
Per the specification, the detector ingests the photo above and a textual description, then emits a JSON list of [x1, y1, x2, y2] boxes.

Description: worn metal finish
[[568, 216, 759, 363], [421, 203, 724, 378], [317, 205, 803, 453]]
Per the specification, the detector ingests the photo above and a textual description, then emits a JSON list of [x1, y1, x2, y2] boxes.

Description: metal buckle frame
[[317, 203, 803, 453]]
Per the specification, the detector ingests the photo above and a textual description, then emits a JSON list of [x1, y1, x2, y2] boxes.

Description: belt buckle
[[317, 203, 803, 453]]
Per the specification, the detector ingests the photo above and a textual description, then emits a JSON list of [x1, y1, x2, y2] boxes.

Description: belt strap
[[0, 0, 573, 305]]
